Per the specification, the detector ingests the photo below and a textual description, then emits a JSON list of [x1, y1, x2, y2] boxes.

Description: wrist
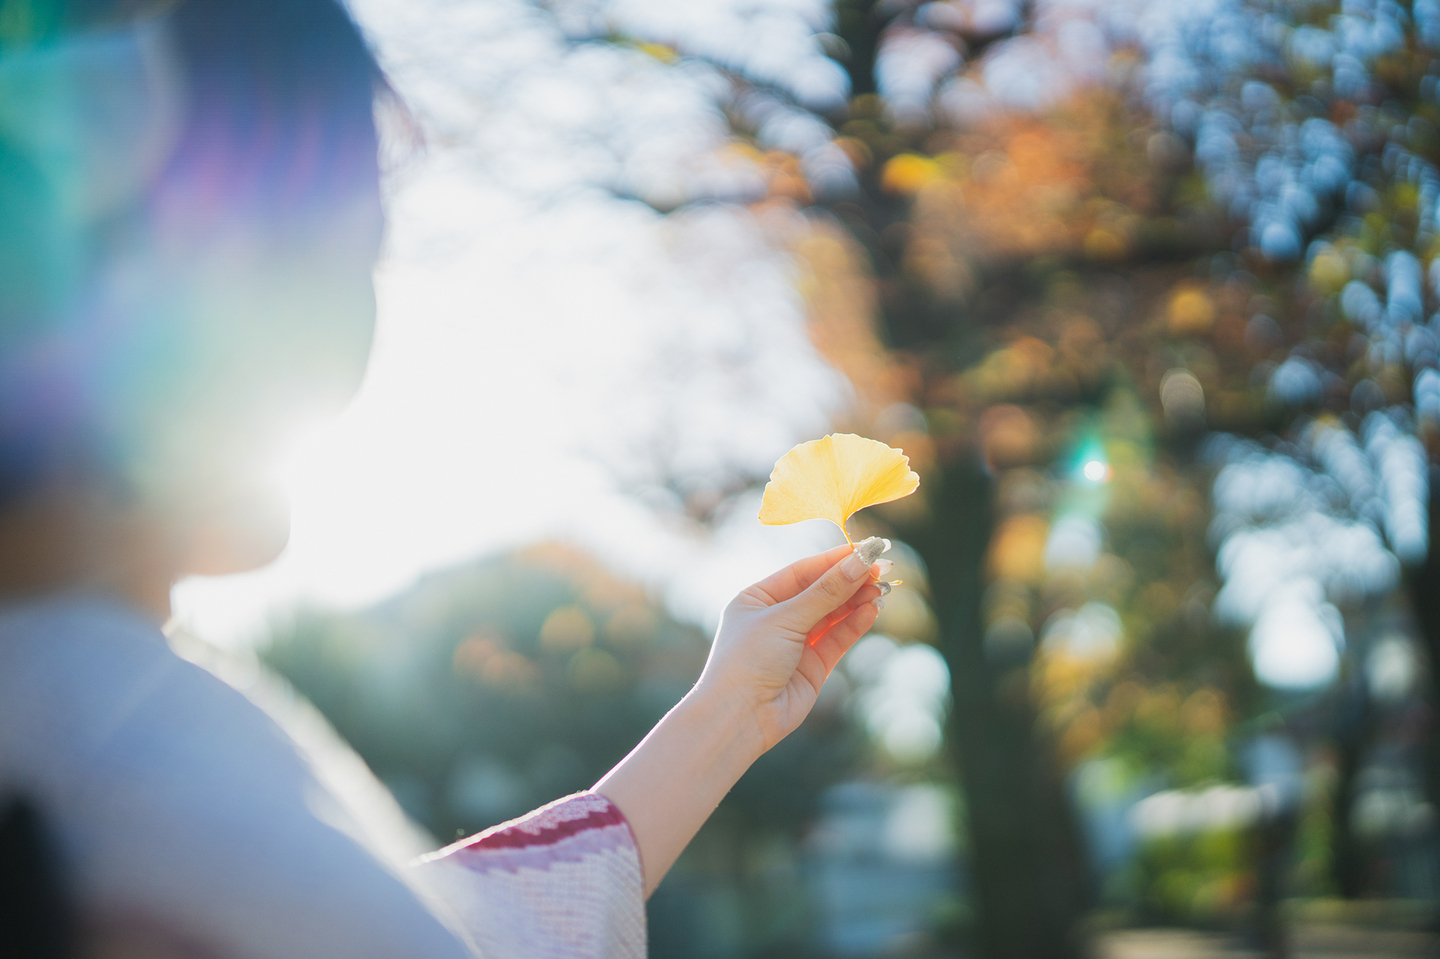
[[682, 678, 768, 768]]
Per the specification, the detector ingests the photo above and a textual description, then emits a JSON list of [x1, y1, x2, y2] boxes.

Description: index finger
[[750, 542, 859, 604]]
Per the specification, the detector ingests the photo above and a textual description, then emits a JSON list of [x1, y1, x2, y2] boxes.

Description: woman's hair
[[161, 0, 384, 228], [0, 0, 386, 505]]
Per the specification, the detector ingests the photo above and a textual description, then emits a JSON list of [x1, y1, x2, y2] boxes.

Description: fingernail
[[873, 559, 894, 577], [872, 597, 885, 610], [877, 581, 892, 597], [841, 536, 889, 579]]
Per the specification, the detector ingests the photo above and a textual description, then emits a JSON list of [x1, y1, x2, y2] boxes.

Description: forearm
[[593, 685, 763, 897]]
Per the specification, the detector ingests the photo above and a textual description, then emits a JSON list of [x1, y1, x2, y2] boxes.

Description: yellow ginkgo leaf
[[758, 433, 920, 544]]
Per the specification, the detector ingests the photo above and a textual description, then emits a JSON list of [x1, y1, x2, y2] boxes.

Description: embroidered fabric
[[419, 793, 646, 959]]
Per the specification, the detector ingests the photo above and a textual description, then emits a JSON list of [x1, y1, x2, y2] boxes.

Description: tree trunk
[[911, 455, 1091, 959], [1403, 467, 1440, 897], [1329, 672, 1372, 899], [833, 0, 882, 98]]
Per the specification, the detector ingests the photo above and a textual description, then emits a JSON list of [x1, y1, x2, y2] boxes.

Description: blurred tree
[[786, 98, 1236, 953], [778, 17, 1211, 959], [700, 0, 1440, 951]]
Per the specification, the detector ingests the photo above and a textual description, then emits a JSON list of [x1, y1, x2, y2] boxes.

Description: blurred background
[[170, 0, 1440, 956]]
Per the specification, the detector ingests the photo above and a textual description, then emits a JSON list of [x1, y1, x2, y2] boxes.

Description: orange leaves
[[881, 153, 945, 195], [758, 433, 920, 543], [978, 404, 1040, 469], [879, 92, 1163, 303], [1166, 283, 1216, 336], [987, 514, 1049, 583]]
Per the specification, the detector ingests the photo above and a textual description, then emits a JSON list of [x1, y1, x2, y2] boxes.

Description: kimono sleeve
[[412, 792, 645, 959]]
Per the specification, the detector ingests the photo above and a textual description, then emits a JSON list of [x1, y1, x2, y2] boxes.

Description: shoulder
[[0, 597, 210, 767], [0, 596, 472, 959], [0, 596, 303, 796]]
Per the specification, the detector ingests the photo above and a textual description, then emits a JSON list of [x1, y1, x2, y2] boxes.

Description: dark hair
[[162, 0, 384, 227], [0, 0, 386, 504]]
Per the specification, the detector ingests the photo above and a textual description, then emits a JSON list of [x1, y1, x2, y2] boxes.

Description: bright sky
[[170, 0, 855, 647]]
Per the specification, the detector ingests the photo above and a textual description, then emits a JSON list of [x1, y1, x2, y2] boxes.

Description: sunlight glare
[[265, 414, 337, 501]]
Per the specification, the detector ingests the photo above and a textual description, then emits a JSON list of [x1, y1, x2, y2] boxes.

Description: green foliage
[[1134, 827, 1252, 926]]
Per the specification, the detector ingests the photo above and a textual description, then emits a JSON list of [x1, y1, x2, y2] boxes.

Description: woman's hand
[[696, 537, 889, 753], [594, 537, 888, 896]]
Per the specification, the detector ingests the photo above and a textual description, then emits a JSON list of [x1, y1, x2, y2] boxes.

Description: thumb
[[777, 536, 890, 631]]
